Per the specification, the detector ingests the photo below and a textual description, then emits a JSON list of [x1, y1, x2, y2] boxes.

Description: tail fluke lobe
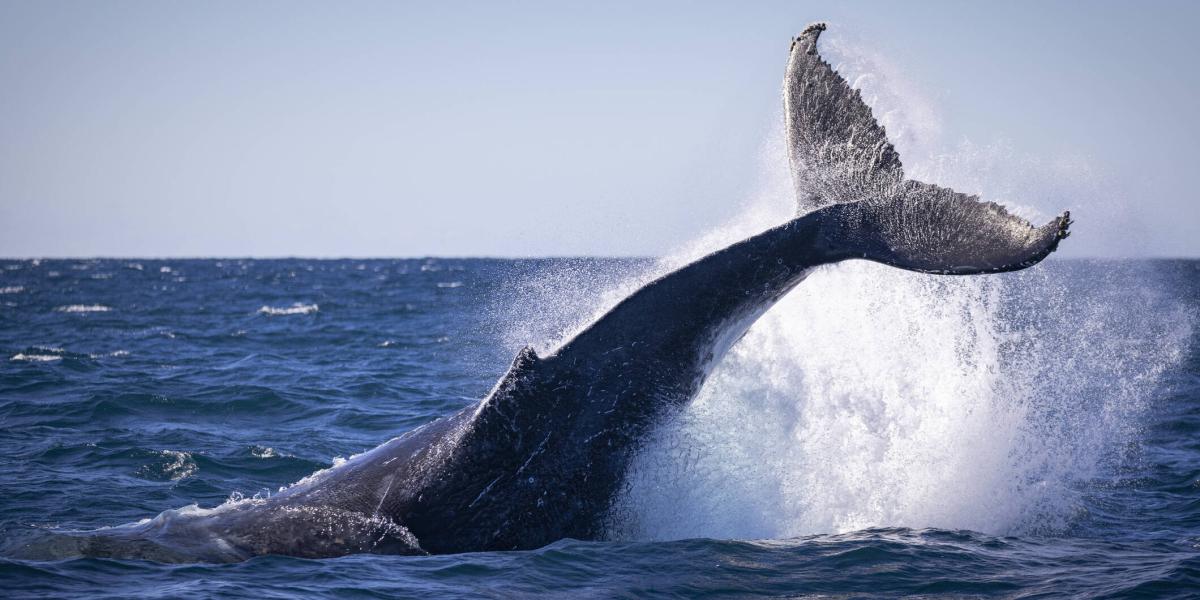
[[789, 22, 1072, 273], [786, 21, 904, 213], [823, 186, 1071, 275]]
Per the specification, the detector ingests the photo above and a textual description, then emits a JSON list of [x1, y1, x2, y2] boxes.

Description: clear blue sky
[[1, 1, 1197, 257]]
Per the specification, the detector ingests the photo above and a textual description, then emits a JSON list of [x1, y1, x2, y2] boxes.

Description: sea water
[[0, 257, 1196, 598]]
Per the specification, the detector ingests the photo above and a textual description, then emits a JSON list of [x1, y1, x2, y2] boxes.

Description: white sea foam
[[55, 304, 112, 313], [258, 303, 319, 316], [10, 353, 62, 362], [161, 450, 198, 480], [437, 281, 464, 288], [0, 286, 24, 294], [251, 446, 280, 459], [136, 450, 197, 481]]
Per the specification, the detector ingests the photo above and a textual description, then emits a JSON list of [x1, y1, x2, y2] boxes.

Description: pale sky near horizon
[[1, 1, 1197, 258]]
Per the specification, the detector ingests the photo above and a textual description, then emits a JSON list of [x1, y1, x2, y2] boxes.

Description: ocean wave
[[0, 286, 24, 294], [10, 345, 67, 362], [10, 353, 62, 362], [437, 281, 464, 288], [258, 303, 319, 316], [135, 450, 198, 481], [250, 446, 281, 459], [55, 304, 112, 313]]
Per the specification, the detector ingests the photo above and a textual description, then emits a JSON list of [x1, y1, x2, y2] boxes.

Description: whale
[[14, 23, 1070, 562]]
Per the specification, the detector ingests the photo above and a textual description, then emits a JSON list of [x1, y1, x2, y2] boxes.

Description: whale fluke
[[789, 23, 1070, 274]]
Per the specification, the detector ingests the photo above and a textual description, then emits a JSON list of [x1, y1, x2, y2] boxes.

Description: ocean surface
[[0, 257, 1197, 598]]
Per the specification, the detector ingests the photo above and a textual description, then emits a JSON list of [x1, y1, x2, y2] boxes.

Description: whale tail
[[788, 22, 1070, 274]]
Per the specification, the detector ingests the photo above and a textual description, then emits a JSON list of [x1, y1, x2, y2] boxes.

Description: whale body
[[16, 23, 1070, 562]]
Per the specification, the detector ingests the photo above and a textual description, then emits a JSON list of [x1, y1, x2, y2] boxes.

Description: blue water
[[1, 258, 1197, 598]]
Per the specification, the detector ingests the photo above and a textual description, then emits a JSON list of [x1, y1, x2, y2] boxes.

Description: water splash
[[613, 258, 1188, 539], [602, 35, 1188, 540]]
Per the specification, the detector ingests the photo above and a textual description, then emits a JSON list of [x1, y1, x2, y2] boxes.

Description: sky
[[1, 0, 1197, 258]]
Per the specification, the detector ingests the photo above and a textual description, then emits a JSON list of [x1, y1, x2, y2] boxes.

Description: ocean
[[0, 257, 1197, 598]]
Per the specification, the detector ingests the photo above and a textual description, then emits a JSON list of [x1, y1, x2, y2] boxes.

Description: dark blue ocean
[[1, 257, 1197, 598]]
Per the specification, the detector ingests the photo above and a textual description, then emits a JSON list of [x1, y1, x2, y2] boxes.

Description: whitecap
[[436, 281, 463, 288], [258, 303, 319, 316], [55, 304, 112, 313], [0, 286, 24, 294], [10, 353, 62, 362], [251, 446, 280, 459], [162, 451, 197, 480], [136, 450, 198, 481]]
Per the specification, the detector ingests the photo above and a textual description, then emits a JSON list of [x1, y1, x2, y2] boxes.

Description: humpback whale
[[19, 23, 1070, 561]]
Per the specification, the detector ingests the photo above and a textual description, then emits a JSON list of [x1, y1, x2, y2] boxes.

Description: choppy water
[[0, 257, 1197, 598]]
